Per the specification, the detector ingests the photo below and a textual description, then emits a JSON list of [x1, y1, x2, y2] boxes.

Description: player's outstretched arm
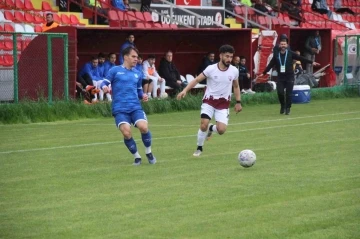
[[176, 73, 206, 100], [232, 80, 242, 113]]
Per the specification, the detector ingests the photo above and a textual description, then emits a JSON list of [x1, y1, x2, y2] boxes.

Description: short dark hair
[[122, 46, 139, 57], [98, 52, 106, 58], [207, 52, 215, 56], [138, 54, 143, 59], [219, 45, 235, 54], [108, 52, 116, 58], [240, 56, 246, 60], [148, 54, 156, 59], [280, 38, 288, 43], [91, 56, 98, 61], [165, 50, 173, 55], [46, 13, 53, 17]]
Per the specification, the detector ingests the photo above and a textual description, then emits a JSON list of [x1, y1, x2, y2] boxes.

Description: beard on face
[[222, 59, 230, 67]]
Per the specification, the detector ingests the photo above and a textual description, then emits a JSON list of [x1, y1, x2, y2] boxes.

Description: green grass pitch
[[1, 98, 359, 239]]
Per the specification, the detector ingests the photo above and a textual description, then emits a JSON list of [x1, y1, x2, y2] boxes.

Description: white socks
[[197, 129, 208, 147]]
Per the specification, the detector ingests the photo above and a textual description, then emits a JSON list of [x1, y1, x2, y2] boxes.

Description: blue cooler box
[[292, 85, 311, 103]]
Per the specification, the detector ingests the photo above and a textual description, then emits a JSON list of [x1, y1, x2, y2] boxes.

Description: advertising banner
[[151, 6, 224, 28]]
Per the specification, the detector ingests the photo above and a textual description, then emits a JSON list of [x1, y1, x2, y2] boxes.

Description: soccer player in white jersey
[[177, 45, 242, 156]]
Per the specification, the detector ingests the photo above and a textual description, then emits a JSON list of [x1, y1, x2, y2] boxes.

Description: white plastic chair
[[14, 23, 25, 33], [180, 75, 186, 82], [186, 74, 205, 89], [186, 74, 195, 82], [24, 24, 34, 33]]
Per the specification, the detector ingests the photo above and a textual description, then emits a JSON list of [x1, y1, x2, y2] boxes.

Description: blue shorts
[[114, 110, 148, 128]]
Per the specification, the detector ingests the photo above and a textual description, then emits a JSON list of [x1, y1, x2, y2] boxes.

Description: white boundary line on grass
[[1, 117, 359, 155], [78, 111, 360, 127]]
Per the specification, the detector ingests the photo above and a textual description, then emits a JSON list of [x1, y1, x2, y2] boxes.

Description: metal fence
[[0, 32, 68, 103]]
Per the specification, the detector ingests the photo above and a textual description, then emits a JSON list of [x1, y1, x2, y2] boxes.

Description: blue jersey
[[103, 61, 116, 77], [98, 63, 105, 78], [101, 65, 144, 114], [78, 62, 102, 81]]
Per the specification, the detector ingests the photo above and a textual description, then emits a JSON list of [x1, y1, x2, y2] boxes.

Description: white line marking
[[1, 117, 359, 155], [1, 111, 359, 128], [75, 111, 360, 127]]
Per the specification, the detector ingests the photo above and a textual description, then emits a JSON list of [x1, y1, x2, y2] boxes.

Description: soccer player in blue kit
[[100, 46, 156, 166]]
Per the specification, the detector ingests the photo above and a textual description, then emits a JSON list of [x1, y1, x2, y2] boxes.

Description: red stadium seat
[[4, 11, 15, 22], [15, 0, 25, 9], [24, 0, 37, 11], [170, 24, 178, 29], [272, 17, 280, 26], [118, 11, 129, 26], [4, 40, 21, 51], [51, 13, 61, 24], [33, 13, 45, 24], [257, 16, 266, 26], [61, 14, 70, 25], [34, 25, 42, 32], [3, 55, 14, 67], [14, 11, 25, 23], [4, 0, 15, 9], [135, 12, 145, 22], [108, 10, 120, 27], [24, 12, 35, 23], [234, 6, 243, 15], [143, 12, 153, 22], [42, 1, 57, 12], [0, 41, 4, 51], [4, 23, 15, 32], [126, 11, 138, 21], [70, 14, 85, 26]]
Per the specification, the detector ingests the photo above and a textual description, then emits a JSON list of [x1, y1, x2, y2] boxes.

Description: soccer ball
[[160, 92, 168, 99], [238, 149, 256, 168]]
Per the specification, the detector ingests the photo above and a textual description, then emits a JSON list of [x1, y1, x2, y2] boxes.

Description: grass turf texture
[[1, 98, 360, 239], [0, 86, 359, 124]]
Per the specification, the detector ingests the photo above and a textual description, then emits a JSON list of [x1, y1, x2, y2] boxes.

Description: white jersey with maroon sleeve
[[202, 63, 239, 110]]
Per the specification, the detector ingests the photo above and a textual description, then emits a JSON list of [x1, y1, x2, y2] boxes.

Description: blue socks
[[141, 131, 152, 147], [141, 131, 152, 154], [124, 138, 138, 154], [124, 131, 152, 156]]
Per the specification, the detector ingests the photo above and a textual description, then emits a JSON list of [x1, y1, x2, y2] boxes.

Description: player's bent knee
[[136, 121, 148, 133], [200, 123, 208, 132]]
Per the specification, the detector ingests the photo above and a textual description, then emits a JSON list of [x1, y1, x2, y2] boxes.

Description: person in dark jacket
[[232, 56, 255, 94], [158, 50, 185, 94], [259, 37, 320, 115], [197, 52, 215, 85], [304, 30, 322, 74]]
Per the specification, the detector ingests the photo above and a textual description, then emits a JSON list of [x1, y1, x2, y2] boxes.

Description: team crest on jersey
[[214, 76, 218, 79], [228, 76, 232, 81], [134, 74, 138, 78]]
